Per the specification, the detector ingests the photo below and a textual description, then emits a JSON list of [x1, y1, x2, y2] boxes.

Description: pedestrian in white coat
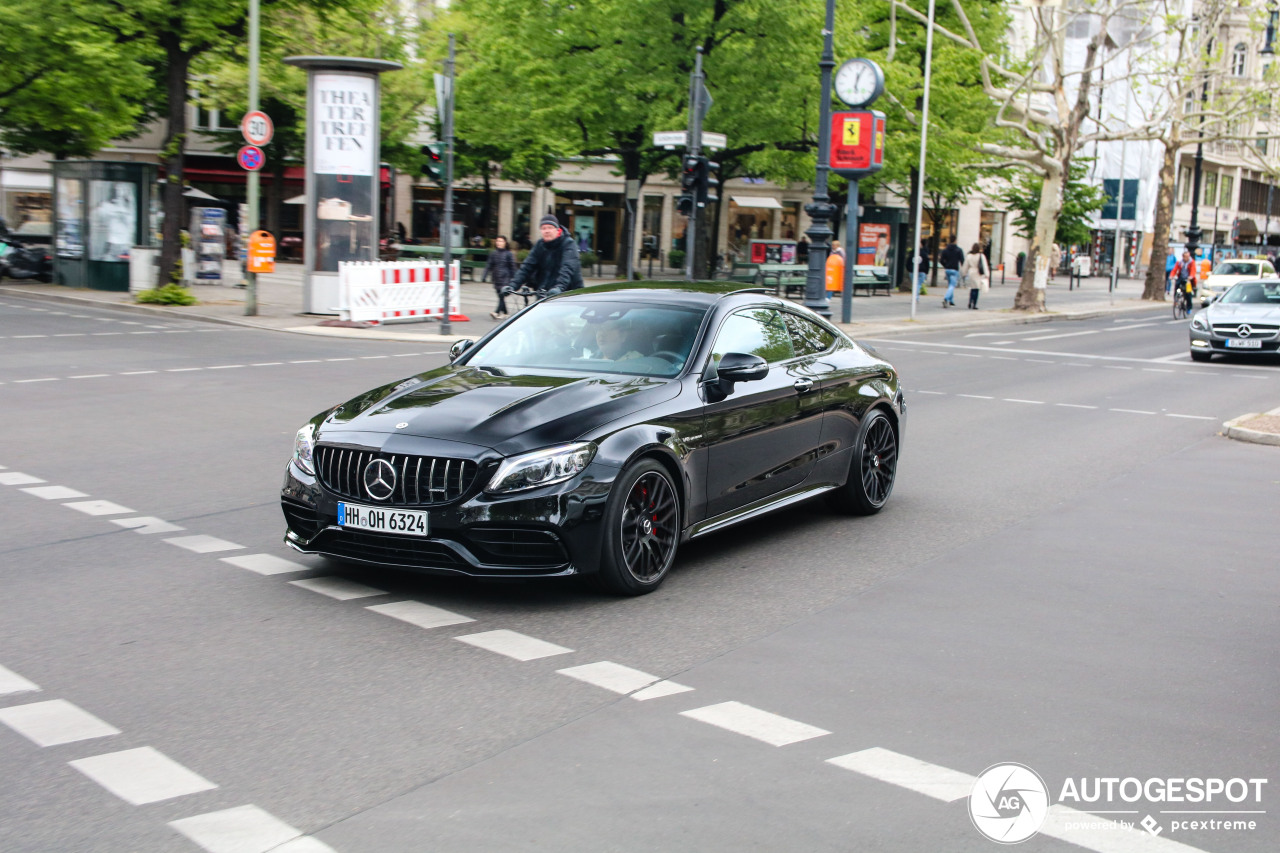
[[963, 243, 990, 309]]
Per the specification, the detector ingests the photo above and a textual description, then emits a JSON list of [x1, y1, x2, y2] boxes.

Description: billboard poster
[[858, 223, 891, 268], [88, 180, 136, 262], [313, 73, 375, 176], [56, 177, 84, 259]]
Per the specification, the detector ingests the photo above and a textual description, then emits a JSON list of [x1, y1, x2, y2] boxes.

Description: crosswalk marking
[[680, 701, 830, 747], [0, 699, 120, 747], [164, 535, 244, 554], [70, 746, 218, 805], [366, 600, 474, 630], [827, 747, 974, 802], [170, 805, 336, 853], [289, 576, 385, 600], [456, 630, 573, 661], [0, 664, 40, 695]]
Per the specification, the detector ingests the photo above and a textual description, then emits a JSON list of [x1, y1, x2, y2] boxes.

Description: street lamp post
[[1185, 43, 1212, 258], [802, 0, 837, 317]]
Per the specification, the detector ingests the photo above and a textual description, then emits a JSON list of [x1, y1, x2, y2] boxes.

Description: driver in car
[[595, 319, 645, 361]]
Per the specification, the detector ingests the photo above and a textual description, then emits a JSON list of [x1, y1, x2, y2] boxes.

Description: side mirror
[[449, 339, 474, 362], [717, 352, 769, 383]]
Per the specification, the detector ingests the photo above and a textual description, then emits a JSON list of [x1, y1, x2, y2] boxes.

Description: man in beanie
[[507, 214, 584, 297]]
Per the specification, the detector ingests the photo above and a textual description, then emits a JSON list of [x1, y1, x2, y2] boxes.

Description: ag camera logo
[[969, 763, 1050, 844]]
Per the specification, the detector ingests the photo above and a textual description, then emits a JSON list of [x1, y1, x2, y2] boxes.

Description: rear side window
[[782, 312, 836, 356], [709, 308, 795, 367]]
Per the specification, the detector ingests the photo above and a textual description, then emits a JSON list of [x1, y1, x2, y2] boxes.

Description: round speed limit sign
[[241, 110, 274, 146]]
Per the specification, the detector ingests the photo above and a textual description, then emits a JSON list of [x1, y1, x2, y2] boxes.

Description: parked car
[[282, 283, 905, 595], [1189, 279, 1280, 361], [1197, 258, 1276, 305]]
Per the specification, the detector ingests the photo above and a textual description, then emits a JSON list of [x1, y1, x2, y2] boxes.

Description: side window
[[782, 312, 836, 356], [710, 309, 795, 369]]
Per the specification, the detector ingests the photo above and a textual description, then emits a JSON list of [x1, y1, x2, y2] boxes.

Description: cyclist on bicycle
[[1170, 249, 1197, 315], [506, 215, 584, 303]]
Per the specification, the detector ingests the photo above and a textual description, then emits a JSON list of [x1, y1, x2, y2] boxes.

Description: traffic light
[[420, 142, 445, 183], [677, 193, 694, 216], [681, 155, 700, 195], [698, 157, 720, 207]]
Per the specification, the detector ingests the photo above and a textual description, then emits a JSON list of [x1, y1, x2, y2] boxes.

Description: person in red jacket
[[1169, 249, 1198, 314]]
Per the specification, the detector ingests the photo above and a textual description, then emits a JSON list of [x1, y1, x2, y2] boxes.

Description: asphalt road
[[1, 293, 1276, 853]]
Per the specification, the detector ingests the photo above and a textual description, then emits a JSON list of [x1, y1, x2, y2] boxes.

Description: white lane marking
[[325, 357, 355, 362], [1056, 403, 1098, 410], [957, 394, 994, 400], [859, 338, 1276, 368], [915, 390, 946, 395], [0, 664, 40, 695], [1040, 803, 1214, 853], [118, 321, 142, 325], [91, 333, 122, 336], [14, 377, 58, 383], [1110, 408, 1156, 415], [990, 341, 1015, 345], [1166, 413, 1216, 420], [631, 680, 695, 701], [20, 485, 88, 500], [289, 577, 386, 600], [827, 747, 974, 802], [989, 355, 1017, 360], [63, 500, 134, 516], [455, 629, 573, 661], [129, 331, 158, 335], [164, 535, 244, 554], [1003, 398, 1045, 405], [170, 805, 336, 853], [70, 746, 218, 805], [207, 365, 244, 370], [1103, 365, 1133, 370], [69, 374, 110, 379], [0, 472, 47, 487], [922, 350, 949, 355], [360, 355, 388, 360], [220, 554, 308, 576], [952, 353, 982, 358], [680, 701, 830, 747], [1025, 358, 1055, 364], [366, 600, 474, 630], [1064, 362, 1092, 367], [13, 334, 47, 338], [53, 333, 86, 337], [251, 362, 283, 366], [0, 699, 120, 747], [1022, 329, 1101, 341], [290, 359, 321, 364], [166, 368, 202, 373], [120, 370, 157, 375], [557, 661, 660, 695], [1101, 322, 1159, 332], [111, 516, 184, 534], [1142, 368, 1174, 373], [1229, 374, 1268, 380], [1185, 370, 1215, 375]]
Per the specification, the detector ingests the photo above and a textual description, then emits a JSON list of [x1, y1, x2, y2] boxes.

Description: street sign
[[653, 131, 728, 149], [830, 111, 885, 177], [237, 145, 265, 171], [241, 110, 274, 146], [247, 229, 276, 274]]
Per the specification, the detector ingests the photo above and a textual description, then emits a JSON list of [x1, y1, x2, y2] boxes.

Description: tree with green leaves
[[1001, 159, 1107, 247]]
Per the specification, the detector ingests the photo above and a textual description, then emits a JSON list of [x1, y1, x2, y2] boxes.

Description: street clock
[[834, 58, 884, 108]]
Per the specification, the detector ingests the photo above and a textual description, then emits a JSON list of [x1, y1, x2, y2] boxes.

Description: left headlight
[[1190, 313, 1209, 331], [293, 424, 317, 474], [486, 442, 597, 494]]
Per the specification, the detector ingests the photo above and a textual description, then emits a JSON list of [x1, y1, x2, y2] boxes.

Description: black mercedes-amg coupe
[[282, 282, 904, 595]]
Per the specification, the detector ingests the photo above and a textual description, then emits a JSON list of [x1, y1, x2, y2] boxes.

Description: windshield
[[467, 300, 707, 378], [1219, 281, 1280, 304], [1213, 261, 1260, 276]]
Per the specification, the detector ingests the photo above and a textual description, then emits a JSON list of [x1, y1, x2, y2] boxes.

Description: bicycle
[[1172, 282, 1190, 320]]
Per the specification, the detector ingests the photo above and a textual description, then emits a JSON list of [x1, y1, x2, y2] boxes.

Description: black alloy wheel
[[593, 459, 681, 595], [829, 408, 897, 515]]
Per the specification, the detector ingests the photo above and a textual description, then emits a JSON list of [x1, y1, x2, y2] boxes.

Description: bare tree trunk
[[158, 38, 191, 286], [1015, 164, 1063, 311], [1143, 136, 1180, 300]]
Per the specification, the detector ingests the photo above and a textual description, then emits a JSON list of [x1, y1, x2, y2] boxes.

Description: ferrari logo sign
[[831, 110, 885, 178]]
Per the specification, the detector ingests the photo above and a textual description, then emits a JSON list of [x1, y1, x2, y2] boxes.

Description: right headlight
[[486, 442, 596, 494], [1190, 314, 1209, 331], [293, 423, 316, 474]]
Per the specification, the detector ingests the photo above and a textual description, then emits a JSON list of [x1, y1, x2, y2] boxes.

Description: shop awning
[[730, 195, 783, 210], [1237, 218, 1259, 238]]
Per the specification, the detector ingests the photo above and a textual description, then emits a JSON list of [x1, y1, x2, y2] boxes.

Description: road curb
[[838, 300, 1160, 339], [1222, 408, 1280, 447]]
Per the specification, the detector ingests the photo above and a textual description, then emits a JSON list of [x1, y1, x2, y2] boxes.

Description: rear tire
[[591, 459, 681, 596], [1190, 349, 1212, 362], [828, 408, 898, 515]]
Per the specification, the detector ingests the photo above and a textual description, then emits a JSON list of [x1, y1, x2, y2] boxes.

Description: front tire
[[828, 408, 898, 515], [592, 459, 681, 595]]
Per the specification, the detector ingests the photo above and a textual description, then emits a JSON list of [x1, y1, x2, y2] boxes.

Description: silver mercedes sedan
[[1189, 279, 1280, 361]]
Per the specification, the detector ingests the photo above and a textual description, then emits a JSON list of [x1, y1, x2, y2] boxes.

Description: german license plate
[[1226, 339, 1262, 348], [337, 502, 429, 536]]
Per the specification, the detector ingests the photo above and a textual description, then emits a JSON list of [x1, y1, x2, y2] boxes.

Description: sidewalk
[[2, 262, 1158, 345]]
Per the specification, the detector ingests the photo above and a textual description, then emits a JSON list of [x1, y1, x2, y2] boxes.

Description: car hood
[[1204, 303, 1280, 323], [320, 365, 680, 454], [1203, 274, 1256, 289]]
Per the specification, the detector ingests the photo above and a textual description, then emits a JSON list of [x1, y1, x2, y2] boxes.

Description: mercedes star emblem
[[1236, 324, 1253, 338], [396, 422, 409, 429], [363, 458, 397, 501]]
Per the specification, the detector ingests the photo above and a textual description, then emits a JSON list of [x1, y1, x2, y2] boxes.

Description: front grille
[[317, 529, 467, 569], [281, 496, 321, 539], [1211, 323, 1279, 339], [315, 445, 478, 506], [468, 528, 570, 568]]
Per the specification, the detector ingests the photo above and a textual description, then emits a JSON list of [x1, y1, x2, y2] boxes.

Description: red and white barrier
[[336, 260, 469, 324]]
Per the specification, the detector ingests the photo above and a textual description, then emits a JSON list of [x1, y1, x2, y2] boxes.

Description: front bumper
[[1189, 324, 1280, 355], [281, 459, 616, 579]]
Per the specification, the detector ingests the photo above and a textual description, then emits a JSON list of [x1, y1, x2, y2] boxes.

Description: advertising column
[[284, 56, 402, 314]]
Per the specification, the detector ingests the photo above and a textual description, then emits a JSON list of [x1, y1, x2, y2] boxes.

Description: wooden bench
[[756, 263, 809, 298]]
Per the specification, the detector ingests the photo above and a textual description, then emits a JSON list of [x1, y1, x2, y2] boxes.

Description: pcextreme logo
[[969, 764, 1268, 844]]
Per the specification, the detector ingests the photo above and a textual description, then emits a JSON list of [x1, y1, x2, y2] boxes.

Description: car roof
[[550, 281, 775, 308]]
